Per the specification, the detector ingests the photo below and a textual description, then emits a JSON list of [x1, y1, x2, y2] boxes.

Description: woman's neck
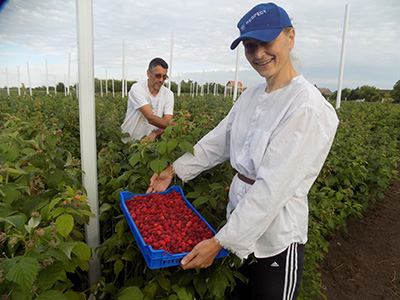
[[265, 65, 299, 93]]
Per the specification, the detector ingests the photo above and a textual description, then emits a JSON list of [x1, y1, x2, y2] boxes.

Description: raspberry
[[126, 190, 215, 254]]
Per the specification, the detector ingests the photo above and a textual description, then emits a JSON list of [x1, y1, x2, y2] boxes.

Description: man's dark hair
[[148, 57, 168, 72]]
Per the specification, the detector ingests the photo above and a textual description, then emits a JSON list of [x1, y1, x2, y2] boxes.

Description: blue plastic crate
[[120, 186, 229, 269]]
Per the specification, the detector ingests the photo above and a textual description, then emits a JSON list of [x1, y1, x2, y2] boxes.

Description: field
[[0, 92, 399, 299]]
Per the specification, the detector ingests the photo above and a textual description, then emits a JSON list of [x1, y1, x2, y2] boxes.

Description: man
[[121, 57, 175, 143]]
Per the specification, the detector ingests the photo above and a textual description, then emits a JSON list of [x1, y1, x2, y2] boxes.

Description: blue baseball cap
[[230, 3, 292, 50]]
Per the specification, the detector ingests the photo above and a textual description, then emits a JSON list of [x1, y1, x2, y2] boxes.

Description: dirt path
[[317, 166, 400, 300]]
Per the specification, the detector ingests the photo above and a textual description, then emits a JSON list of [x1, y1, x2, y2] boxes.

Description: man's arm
[[147, 114, 173, 140], [139, 104, 173, 129]]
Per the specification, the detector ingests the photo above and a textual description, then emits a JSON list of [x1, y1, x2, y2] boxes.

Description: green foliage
[[1, 93, 399, 299], [391, 79, 400, 103]]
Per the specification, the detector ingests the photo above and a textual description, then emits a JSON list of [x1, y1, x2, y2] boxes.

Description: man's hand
[[180, 238, 223, 270], [146, 165, 175, 193], [146, 131, 159, 141]]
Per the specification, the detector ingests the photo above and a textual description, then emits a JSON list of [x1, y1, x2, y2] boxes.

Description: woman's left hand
[[181, 238, 223, 270]]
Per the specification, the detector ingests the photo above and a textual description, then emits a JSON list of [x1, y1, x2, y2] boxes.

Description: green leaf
[[1, 185, 22, 205], [115, 219, 127, 239], [158, 277, 171, 292], [5, 257, 39, 292], [156, 141, 167, 155], [72, 241, 92, 261], [164, 125, 172, 137], [167, 139, 179, 151], [114, 259, 124, 277], [4, 214, 27, 232], [35, 290, 67, 300], [63, 290, 82, 300], [129, 152, 141, 167], [192, 196, 210, 208], [66, 186, 75, 197], [45, 136, 58, 150], [150, 158, 168, 174], [117, 286, 144, 300], [172, 285, 192, 300], [178, 141, 194, 154], [335, 192, 344, 201], [37, 261, 65, 291], [56, 214, 74, 237], [46, 169, 64, 188], [193, 275, 207, 298], [184, 190, 201, 199], [142, 282, 158, 299], [41, 204, 50, 221], [56, 242, 77, 259], [24, 216, 41, 234], [208, 270, 230, 299]]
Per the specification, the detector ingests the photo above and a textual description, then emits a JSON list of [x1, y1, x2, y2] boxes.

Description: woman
[[147, 3, 339, 299]]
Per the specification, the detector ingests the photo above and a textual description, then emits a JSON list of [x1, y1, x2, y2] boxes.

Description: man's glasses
[[150, 69, 169, 80]]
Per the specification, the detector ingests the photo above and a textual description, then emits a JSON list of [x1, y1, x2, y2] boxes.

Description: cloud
[[0, 0, 399, 90]]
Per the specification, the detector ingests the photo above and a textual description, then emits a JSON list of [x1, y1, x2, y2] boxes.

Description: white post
[[224, 84, 227, 97], [177, 74, 181, 96], [45, 58, 49, 95], [100, 78, 103, 97], [76, 71, 79, 98], [200, 70, 204, 96], [122, 40, 125, 97], [5, 67, 10, 96], [68, 53, 71, 96], [54, 75, 57, 94], [233, 46, 240, 102], [64, 74, 67, 96], [336, 4, 350, 110], [76, 0, 100, 286], [168, 30, 174, 90], [213, 83, 217, 96], [17, 66, 21, 96], [125, 67, 128, 94], [105, 69, 108, 95], [27, 62, 32, 96], [112, 78, 115, 97]]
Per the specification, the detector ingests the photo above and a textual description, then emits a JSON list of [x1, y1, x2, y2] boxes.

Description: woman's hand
[[146, 165, 175, 193], [180, 238, 223, 270]]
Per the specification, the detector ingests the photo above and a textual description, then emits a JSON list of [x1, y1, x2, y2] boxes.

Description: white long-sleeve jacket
[[173, 75, 339, 259]]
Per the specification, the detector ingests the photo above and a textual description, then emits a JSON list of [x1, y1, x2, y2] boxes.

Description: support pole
[[122, 40, 125, 97], [17, 66, 21, 96], [336, 4, 350, 109], [105, 69, 108, 95], [27, 62, 32, 96], [5, 67, 10, 96], [45, 58, 49, 95], [233, 46, 240, 102], [68, 53, 71, 96], [168, 30, 174, 90], [76, 0, 101, 287]]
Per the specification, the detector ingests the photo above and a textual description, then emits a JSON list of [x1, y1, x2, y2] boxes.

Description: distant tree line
[[330, 80, 400, 103], [2, 79, 400, 103]]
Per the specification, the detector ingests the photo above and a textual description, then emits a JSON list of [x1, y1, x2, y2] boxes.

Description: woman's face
[[243, 28, 295, 81]]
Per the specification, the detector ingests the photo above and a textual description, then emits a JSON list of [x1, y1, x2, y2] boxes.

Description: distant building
[[317, 87, 333, 99], [225, 81, 246, 97]]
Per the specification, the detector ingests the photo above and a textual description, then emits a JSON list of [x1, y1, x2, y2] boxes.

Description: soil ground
[[317, 165, 400, 300]]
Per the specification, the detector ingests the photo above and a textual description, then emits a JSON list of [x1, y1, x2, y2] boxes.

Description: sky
[[0, 0, 399, 92]]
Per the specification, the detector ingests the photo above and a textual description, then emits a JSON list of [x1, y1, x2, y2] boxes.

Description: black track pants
[[235, 243, 305, 300]]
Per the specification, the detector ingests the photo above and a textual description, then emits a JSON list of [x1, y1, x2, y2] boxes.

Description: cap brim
[[230, 28, 283, 50]]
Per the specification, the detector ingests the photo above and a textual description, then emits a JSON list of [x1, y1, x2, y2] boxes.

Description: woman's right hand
[[146, 165, 175, 193]]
